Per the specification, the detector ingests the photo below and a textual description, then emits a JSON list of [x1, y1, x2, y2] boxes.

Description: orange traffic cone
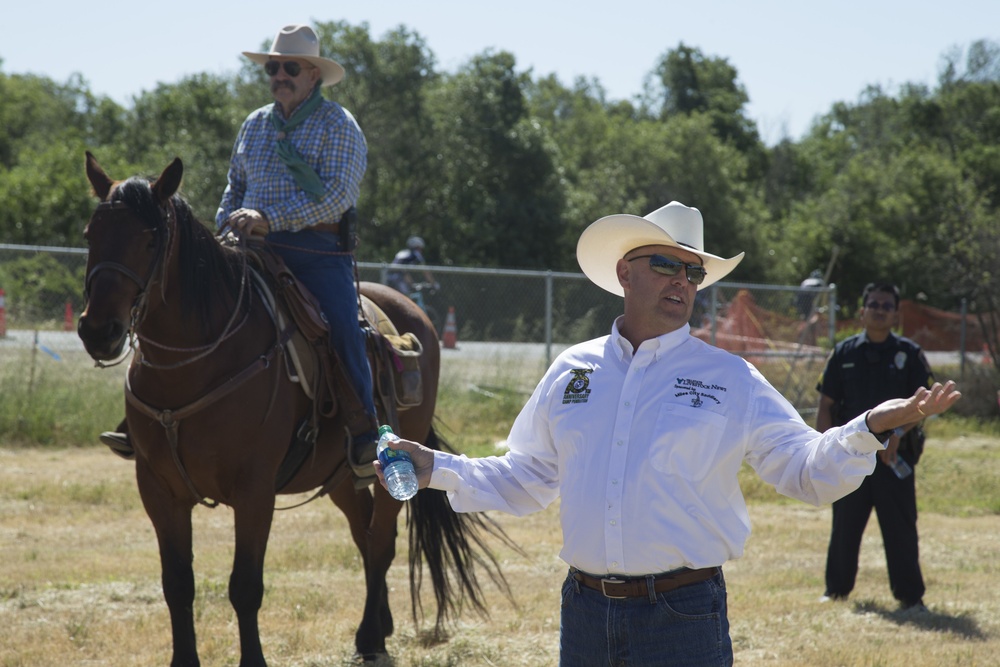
[[442, 307, 458, 349], [64, 300, 74, 332], [0, 288, 6, 337]]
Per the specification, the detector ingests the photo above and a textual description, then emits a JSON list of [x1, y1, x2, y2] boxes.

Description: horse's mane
[[112, 176, 246, 336]]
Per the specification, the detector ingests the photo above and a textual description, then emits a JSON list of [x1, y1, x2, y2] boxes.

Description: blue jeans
[[559, 569, 732, 667], [266, 229, 376, 421]]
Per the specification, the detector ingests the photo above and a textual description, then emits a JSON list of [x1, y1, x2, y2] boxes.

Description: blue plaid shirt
[[216, 98, 367, 232]]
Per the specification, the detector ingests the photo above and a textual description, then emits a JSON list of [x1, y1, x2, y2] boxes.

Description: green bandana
[[270, 83, 325, 202]]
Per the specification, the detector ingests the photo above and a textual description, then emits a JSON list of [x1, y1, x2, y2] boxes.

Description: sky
[[3, 0, 998, 144]]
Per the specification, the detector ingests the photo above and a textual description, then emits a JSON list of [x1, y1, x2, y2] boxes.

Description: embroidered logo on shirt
[[673, 376, 725, 405], [562, 369, 593, 404]]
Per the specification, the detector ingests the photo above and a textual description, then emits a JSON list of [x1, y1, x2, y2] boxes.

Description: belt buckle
[[600, 577, 628, 599]]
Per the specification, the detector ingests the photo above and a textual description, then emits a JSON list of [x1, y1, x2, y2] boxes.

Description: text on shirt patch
[[562, 369, 593, 404], [673, 376, 725, 406]]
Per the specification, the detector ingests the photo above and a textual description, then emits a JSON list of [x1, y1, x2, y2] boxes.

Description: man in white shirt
[[375, 201, 961, 666]]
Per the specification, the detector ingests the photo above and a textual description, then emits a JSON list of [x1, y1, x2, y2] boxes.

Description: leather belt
[[572, 567, 719, 599], [310, 222, 339, 234]]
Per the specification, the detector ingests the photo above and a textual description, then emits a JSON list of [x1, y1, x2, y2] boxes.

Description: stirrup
[[99, 431, 135, 460], [348, 430, 379, 487]]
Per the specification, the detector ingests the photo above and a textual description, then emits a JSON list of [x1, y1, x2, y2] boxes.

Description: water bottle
[[888, 456, 913, 479], [376, 425, 418, 501]]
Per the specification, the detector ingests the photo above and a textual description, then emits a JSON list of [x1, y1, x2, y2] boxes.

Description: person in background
[[386, 235, 438, 297], [372, 202, 961, 666], [817, 282, 933, 612], [797, 269, 825, 319]]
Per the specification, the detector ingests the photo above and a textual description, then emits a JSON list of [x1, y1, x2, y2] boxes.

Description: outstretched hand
[[373, 437, 436, 492], [866, 381, 962, 435]]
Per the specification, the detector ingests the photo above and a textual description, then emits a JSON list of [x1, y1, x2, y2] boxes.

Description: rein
[[135, 233, 254, 371], [88, 200, 283, 507], [88, 198, 352, 509]]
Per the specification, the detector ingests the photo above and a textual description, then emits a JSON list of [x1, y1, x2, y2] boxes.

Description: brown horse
[[77, 152, 513, 667]]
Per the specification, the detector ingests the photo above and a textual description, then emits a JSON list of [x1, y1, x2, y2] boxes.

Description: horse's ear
[[152, 157, 184, 204], [85, 151, 115, 200]]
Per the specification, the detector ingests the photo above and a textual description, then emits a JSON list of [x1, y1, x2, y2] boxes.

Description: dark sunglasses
[[264, 60, 310, 77], [627, 253, 707, 285], [865, 301, 896, 312]]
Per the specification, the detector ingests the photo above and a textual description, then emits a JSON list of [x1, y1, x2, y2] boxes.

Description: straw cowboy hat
[[577, 201, 744, 296], [243, 24, 345, 87]]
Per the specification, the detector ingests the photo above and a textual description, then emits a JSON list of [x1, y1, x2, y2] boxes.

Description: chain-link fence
[[1, 243, 842, 414]]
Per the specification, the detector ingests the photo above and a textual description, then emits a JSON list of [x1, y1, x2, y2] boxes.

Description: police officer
[[817, 282, 932, 611]]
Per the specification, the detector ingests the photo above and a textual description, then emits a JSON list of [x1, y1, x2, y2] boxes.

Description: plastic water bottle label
[[378, 446, 410, 466]]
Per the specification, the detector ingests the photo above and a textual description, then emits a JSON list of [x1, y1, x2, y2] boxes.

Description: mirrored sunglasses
[[628, 253, 707, 285], [264, 60, 309, 77]]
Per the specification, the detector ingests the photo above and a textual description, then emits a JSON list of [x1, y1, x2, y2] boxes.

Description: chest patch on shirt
[[673, 376, 725, 406], [894, 351, 907, 370], [562, 369, 593, 404]]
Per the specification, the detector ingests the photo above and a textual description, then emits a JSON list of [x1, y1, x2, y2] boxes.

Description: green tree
[[119, 74, 245, 221], [645, 43, 765, 176], [528, 75, 644, 245], [313, 20, 445, 262], [0, 70, 102, 245], [427, 51, 565, 269]]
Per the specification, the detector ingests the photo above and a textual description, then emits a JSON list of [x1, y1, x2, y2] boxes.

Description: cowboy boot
[[99, 418, 135, 460], [323, 335, 380, 480]]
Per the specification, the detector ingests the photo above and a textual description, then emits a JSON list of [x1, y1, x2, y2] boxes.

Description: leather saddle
[[238, 238, 423, 487]]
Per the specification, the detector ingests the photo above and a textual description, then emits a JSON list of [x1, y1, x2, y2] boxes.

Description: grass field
[[1, 347, 999, 666]]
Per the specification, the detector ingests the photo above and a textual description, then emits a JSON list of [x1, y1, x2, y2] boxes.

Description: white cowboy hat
[[577, 201, 744, 296], [243, 24, 345, 87]]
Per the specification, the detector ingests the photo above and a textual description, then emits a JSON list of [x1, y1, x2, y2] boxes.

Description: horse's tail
[[406, 425, 523, 634]]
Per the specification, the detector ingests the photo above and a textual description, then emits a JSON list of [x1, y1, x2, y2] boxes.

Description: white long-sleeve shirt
[[430, 319, 883, 576]]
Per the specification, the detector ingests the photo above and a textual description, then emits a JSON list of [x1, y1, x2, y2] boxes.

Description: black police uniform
[[817, 330, 933, 607]]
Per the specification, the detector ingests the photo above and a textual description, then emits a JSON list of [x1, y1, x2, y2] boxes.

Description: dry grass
[[1, 439, 998, 667], [2, 342, 997, 665]]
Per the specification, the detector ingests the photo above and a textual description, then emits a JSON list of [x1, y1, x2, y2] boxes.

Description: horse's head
[[77, 152, 183, 361]]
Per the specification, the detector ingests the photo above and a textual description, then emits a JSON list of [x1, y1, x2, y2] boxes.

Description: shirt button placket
[[604, 353, 647, 572]]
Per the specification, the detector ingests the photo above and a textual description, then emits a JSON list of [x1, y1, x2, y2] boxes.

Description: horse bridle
[[84, 199, 173, 367]]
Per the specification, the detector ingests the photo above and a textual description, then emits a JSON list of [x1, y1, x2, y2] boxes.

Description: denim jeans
[[266, 229, 376, 419], [559, 569, 732, 667]]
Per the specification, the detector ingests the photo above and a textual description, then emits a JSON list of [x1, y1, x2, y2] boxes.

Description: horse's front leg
[[330, 481, 401, 660], [230, 493, 276, 667], [137, 465, 199, 667]]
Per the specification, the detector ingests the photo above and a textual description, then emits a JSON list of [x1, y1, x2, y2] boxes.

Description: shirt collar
[[610, 316, 691, 362], [859, 330, 897, 347]]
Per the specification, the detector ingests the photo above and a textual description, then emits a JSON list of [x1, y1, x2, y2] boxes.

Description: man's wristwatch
[[870, 425, 906, 444], [866, 411, 893, 443]]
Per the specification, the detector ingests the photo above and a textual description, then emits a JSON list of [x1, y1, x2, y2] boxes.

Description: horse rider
[[386, 235, 438, 297], [101, 24, 380, 474]]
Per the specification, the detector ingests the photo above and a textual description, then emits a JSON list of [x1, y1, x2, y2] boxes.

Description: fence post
[[960, 297, 967, 382], [827, 284, 837, 348], [544, 271, 553, 367]]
